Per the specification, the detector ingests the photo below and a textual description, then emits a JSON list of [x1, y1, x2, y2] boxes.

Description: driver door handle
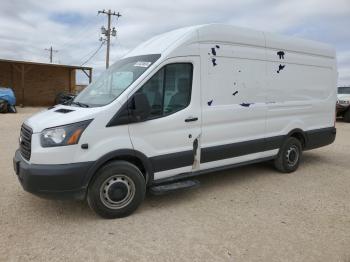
[[185, 117, 198, 122]]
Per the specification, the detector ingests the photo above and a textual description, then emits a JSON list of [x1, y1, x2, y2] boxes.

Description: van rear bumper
[[305, 127, 336, 150], [13, 150, 93, 200]]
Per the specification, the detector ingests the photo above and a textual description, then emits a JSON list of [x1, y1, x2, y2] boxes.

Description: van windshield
[[338, 87, 350, 94], [73, 54, 161, 107]]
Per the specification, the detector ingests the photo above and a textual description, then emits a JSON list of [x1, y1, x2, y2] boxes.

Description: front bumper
[[13, 150, 93, 200]]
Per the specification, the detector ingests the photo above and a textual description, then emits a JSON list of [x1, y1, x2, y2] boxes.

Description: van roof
[[124, 24, 335, 59]]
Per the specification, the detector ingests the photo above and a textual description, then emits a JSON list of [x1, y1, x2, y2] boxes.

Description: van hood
[[24, 105, 103, 133], [337, 94, 350, 101]]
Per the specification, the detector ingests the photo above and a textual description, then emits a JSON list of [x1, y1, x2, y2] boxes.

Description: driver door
[[128, 57, 201, 181]]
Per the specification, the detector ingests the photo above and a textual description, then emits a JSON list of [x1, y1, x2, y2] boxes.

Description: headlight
[[40, 120, 92, 147]]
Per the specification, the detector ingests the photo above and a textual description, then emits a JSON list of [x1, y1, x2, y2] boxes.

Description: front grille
[[20, 124, 32, 161]]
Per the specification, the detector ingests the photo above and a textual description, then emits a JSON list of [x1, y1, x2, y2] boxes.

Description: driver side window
[[136, 63, 193, 119]]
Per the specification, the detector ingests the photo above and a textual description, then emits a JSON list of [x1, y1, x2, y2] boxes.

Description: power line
[[76, 47, 99, 64], [80, 40, 106, 66], [58, 14, 105, 51], [98, 9, 122, 69]]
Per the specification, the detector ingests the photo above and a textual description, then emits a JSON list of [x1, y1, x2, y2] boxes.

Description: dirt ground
[[0, 107, 349, 262]]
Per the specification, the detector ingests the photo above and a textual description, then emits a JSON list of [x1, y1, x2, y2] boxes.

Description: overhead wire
[[80, 40, 106, 66], [62, 12, 121, 66], [108, 14, 127, 61], [58, 14, 104, 51], [59, 13, 109, 65], [74, 41, 102, 63]]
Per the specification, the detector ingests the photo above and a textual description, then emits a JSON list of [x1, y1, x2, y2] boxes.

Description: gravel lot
[[1, 107, 350, 262]]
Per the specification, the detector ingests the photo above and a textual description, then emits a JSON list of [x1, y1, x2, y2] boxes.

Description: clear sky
[[0, 0, 349, 85]]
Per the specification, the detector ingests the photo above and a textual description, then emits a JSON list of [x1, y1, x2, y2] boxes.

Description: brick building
[[0, 58, 92, 106]]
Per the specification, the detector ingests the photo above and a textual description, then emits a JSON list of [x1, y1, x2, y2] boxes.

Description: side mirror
[[130, 92, 151, 121]]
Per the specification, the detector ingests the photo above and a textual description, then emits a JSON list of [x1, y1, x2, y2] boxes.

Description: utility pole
[[98, 9, 121, 69], [45, 46, 58, 63]]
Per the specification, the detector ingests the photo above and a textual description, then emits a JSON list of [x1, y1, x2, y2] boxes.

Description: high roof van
[[13, 24, 337, 218]]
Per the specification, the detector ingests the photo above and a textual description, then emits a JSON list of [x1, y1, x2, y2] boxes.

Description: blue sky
[[0, 0, 349, 85], [50, 12, 86, 25]]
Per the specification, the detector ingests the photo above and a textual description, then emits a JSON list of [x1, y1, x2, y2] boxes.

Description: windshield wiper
[[70, 101, 90, 108]]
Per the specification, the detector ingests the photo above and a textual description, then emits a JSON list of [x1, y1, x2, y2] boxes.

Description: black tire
[[274, 137, 302, 173], [87, 161, 146, 219], [344, 110, 350, 123], [0, 100, 8, 113]]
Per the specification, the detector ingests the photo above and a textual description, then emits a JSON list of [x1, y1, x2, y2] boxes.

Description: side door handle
[[185, 117, 198, 122]]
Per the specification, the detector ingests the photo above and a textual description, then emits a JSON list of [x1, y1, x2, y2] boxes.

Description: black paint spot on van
[[210, 45, 220, 56], [207, 100, 213, 106], [232, 91, 238, 96], [212, 58, 217, 66], [240, 103, 253, 107], [277, 51, 285, 59], [238, 70, 241, 73], [277, 64, 285, 73], [233, 82, 236, 85]]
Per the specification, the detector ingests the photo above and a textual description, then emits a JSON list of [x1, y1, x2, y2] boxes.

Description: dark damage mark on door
[[232, 91, 238, 96], [207, 100, 213, 106], [193, 138, 198, 158], [240, 103, 254, 107], [276, 51, 286, 73], [208, 45, 220, 66], [277, 51, 285, 59], [277, 64, 285, 73], [210, 45, 220, 56]]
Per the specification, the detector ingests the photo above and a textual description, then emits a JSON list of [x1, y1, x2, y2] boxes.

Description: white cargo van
[[13, 24, 337, 218]]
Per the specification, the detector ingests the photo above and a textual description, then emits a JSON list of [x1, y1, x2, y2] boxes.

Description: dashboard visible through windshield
[[73, 54, 161, 107]]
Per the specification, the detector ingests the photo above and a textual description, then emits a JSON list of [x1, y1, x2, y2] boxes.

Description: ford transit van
[[13, 24, 337, 218]]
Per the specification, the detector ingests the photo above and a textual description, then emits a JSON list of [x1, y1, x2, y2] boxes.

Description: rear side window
[[136, 63, 193, 119]]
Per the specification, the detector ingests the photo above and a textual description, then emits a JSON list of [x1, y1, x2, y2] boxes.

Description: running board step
[[149, 179, 200, 195]]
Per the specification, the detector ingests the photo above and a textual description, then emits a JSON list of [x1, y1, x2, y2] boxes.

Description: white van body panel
[[200, 149, 279, 171], [20, 24, 337, 183], [25, 105, 104, 133], [27, 101, 135, 165], [128, 56, 202, 180], [125, 26, 201, 58], [264, 33, 337, 139]]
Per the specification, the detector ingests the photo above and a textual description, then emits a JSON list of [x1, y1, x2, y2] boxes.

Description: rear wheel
[[344, 109, 350, 123], [274, 137, 302, 173], [87, 161, 146, 219]]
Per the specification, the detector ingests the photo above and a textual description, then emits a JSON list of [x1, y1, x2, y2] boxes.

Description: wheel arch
[[83, 149, 154, 189], [286, 128, 307, 149]]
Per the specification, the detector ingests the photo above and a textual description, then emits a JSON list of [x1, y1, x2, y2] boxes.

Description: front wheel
[[87, 161, 146, 219], [274, 137, 302, 173]]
